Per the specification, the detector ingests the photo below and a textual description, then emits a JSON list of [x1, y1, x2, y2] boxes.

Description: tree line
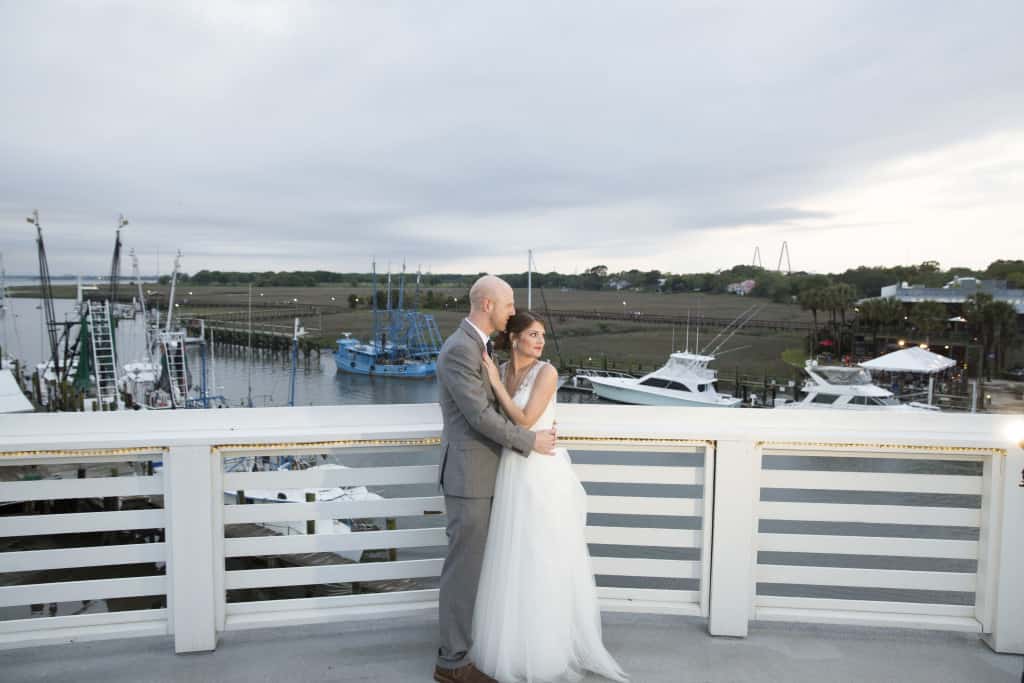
[[162, 260, 1024, 302]]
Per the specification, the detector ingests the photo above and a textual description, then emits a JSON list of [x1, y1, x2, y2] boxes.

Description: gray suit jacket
[[437, 319, 536, 498]]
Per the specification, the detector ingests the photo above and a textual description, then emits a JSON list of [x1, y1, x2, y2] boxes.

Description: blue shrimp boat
[[335, 262, 442, 378]]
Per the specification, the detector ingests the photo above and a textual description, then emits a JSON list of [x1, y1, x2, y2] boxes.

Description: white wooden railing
[[0, 405, 1021, 656]]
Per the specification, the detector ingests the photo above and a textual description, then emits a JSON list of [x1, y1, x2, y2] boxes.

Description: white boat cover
[[0, 368, 33, 413], [858, 347, 956, 374]]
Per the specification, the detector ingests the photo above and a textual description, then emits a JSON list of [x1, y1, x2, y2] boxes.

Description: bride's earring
[[512, 341, 518, 351]]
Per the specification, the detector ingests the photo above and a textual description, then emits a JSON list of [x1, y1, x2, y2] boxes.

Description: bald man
[[433, 275, 557, 683]]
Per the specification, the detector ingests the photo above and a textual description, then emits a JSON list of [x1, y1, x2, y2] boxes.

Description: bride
[[471, 311, 628, 683]]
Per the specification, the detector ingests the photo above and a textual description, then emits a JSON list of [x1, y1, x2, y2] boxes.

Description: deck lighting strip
[[0, 446, 168, 459], [213, 435, 713, 454], [560, 436, 713, 447], [757, 440, 1005, 456], [213, 437, 442, 453]]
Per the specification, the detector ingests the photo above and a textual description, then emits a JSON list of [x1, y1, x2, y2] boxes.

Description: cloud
[[1, 1, 1022, 276]]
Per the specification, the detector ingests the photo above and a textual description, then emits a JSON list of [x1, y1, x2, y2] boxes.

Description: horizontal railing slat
[[224, 465, 439, 489], [760, 470, 981, 495], [224, 528, 447, 557], [225, 588, 440, 616], [573, 465, 702, 485], [0, 476, 164, 503], [758, 502, 980, 527], [758, 533, 978, 559], [587, 496, 702, 516], [755, 595, 976, 617], [591, 557, 700, 579], [0, 608, 168, 636], [0, 509, 166, 537], [225, 558, 444, 590], [223, 497, 445, 524], [0, 575, 167, 607], [0, 542, 166, 572], [757, 564, 976, 592], [585, 526, 702, 548], [596, 587, 701, 604]]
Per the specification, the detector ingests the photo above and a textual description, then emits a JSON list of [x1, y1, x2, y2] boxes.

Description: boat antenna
[[706, 305, 764, 356], [701, 303, 758, 354], [671, 325, 676, 353], [713, 345, 751, 358], [685, 310, 690, 352]]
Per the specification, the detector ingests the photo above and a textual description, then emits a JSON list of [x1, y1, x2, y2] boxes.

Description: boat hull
[[589, 377, 740, 407], [334, 351, 436, 378]]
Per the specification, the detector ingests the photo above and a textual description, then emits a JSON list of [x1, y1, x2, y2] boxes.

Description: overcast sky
[[1, 1, 1022, 277]]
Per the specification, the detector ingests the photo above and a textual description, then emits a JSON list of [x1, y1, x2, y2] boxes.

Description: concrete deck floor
[[3, 613, 1021, 683]]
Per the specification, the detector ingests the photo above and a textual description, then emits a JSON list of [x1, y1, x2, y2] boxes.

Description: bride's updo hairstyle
[[494, 312, 544, 352]]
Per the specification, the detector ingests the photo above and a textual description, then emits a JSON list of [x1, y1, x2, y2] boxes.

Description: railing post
[[165, 444, 219, 653], [983, 445, 1024, 655], [708, 439, 761, 638]]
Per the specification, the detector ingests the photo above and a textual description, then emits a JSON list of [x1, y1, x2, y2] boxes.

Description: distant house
[[727, 279, 756, 296], [607, 278, 632, 291]]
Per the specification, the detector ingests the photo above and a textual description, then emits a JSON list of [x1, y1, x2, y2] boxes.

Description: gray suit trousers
[[437, 495, 492, 669]]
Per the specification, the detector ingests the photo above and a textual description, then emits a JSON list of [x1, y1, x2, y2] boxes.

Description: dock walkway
[[3, 613, 1020, 682]]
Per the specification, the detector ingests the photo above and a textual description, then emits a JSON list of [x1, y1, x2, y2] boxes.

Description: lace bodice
[[500, 360, 556, 430]]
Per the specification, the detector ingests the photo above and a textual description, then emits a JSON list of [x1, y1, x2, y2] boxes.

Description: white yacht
[[780, 360, 938, 411], [586, 352, 741, 407]]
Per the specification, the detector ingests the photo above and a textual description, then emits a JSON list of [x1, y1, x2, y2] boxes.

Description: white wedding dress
[[471, 361, 628, 683]]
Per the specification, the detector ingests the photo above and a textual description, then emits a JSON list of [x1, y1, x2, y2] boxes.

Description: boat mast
[[165, 251, 182, 333], [288, 317, 305, 407], [527, 249, 533, 312], [246, 283, 253, 408], [109, 214, 127, 304], [0, 251, 6, 312], [130, 249, 152, 365], [28, 210, 60, 379], [371, 258, 379, 349]]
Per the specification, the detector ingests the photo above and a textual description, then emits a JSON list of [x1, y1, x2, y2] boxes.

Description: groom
[[434, 274, 557, 683]]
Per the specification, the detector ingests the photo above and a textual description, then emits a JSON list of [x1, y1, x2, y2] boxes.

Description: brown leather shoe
[[433, 663, 497, 683]]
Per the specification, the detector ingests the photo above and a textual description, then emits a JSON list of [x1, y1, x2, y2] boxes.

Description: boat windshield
[[872, 396, 900, 406], [815, 367, 873, 385]]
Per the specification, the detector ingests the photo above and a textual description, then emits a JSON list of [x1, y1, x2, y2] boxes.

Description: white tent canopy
[[858, 347, 957, 375], [0, 369, 33, 413]]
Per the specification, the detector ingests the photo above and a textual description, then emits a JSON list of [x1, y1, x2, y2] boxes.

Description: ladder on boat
[[160, 332, 189, 408], [88, 300, 120, 409]]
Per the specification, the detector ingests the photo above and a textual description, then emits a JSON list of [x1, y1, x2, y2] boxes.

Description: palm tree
[[910, 300, 948, 346], [857, 298, 887, 354], [963, 294, 1018, 379], [829, 283, 857, 357], [877, 298, 905, 347], [798, 287, 825, 354], [988, 300, 1019, 375]]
